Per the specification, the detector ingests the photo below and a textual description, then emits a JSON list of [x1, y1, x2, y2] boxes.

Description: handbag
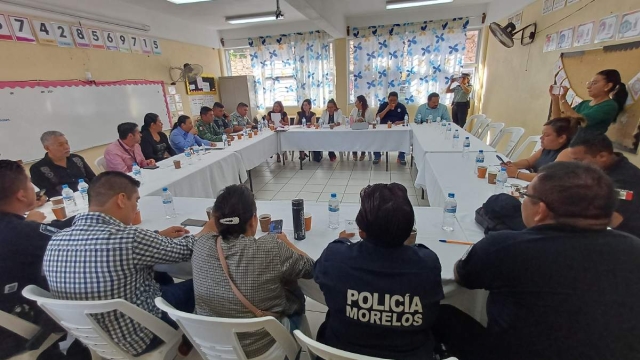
[[216, 236, 279, 318]]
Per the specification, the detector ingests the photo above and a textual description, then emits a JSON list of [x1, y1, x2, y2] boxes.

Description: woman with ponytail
[[140, 113, 177, 162], [551, 69, 629, 135]]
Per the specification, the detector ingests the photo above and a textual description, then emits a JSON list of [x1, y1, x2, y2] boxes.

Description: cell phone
[[269, 220, 283, 234], [143, 165, 159, 170], [180, 218, 208, 227], [496, 155, 506, 164], [551, 85, 562, 95], [35, 189, 46, 200]]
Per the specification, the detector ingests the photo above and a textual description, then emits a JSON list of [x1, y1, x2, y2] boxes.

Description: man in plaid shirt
[[43, 171, 216, 356]]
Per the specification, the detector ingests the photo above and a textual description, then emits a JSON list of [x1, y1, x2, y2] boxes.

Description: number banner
[[116, 33, 130, 52], [71, 26, 91, 48], [0, 14, 14, 41], [102, 30, 118, 51], [87, 28, 105, 49], [140, 37, 152, 54], [151, 38, 162, 55], [52, 23, 74, 47], [129, 34, 142, 54], [31, 20, 56, 45], [8, 15, 36, 43]]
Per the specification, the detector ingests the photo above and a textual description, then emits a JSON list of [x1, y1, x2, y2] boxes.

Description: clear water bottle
[[184, 149, 192, 165], [416, 113, 422, 124], [328, 193, 340, 229], [193, 145, 201, 160], [404, 114, 409, 127], [162, 187, 177, 218], [475, 150, 485, 174], [77, 179, 89, 206], [222, 134, 227, 148], [462, 137, 471, 158], [428, 115, 433, 124], [243, 128, 248, 137], [199, 144, 206, 156], [375, 116, 380, 126], [442, 193, 457, 231], [258, 121, 263, 133], [495, 166, 508, 194], [452, 130, 460, 148], [302, 118, 307, 128], [440, 118, 446, 133], [132, 162, 142, 182], [445, 122, 452, 139], [61, 184, 77, 211]]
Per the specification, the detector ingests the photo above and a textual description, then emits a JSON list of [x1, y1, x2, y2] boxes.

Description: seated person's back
[[192, 185, 314, 359], [315, 183, 443, 360]]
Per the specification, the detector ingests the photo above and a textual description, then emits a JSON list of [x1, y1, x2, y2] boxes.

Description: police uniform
[[314, 238, 444, 359], [605, 153, 640, 239]]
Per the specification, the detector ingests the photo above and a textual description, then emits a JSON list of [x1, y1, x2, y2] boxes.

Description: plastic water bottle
[[222, 134, 227, 148], [416, 113, 422, 124], [404, 114, 409, 127], [328, 193, 340, 229], [162, 187, 177, 218], [258, 121, 263, 133], [428, 115, 433, 124], [376, 116, 380, 126], [442, 193, 457, 231], [302, 118, 307, 128], [452, 130, 460, 148], [475, 150, 485, 174], [495, 167, 508, 194], [440, 119, 447, 134], [462, 137, 471, 158], [61, 185, 76, 211], [77, 179, 89, 206], [199, 144, 206, 156], [132, 162, 142, 182], [243, 128, 248, 137], [445, 123, 452, 139], [193, 145, 201, 160], [184, 149, 192, 165]]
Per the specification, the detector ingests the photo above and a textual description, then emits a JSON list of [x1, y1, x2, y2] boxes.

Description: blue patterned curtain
[[351, 18, 468, 108], [248, 31, 333, 110]]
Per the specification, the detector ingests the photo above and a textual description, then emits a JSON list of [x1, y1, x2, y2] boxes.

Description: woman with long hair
[[295, 99, 317, 161], [266, 101, 289, 162], [168, 115, 211, 154], [140, 113, 177, 162], [349, 95, 375, 161], [320, 99, 344, 161]]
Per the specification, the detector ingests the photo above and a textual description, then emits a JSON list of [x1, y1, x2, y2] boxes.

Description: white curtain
[[248, 36, 296, 111], [292, 31, 334, 108]]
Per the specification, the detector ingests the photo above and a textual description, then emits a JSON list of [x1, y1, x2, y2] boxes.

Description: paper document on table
[[271, 112, 281, 124]]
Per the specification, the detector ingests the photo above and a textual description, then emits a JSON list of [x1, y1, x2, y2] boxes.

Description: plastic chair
[[490, 127, 525, 156], [511, 135, 542, 161], [22, 285, 182, 360], [471, 117, 491, 138], [155, 297, 300, 360], [293, 330, 389, 360], [466, 114, 486, 133], [94, 156, 106, 172], [479, 122, 504, 144]]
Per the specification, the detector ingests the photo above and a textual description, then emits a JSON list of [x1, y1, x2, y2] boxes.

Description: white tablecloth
[[279, 125, 412, 153], [137, 151, 248, 198], [214, 131, 279, 170], [138, 197, 487, 321]]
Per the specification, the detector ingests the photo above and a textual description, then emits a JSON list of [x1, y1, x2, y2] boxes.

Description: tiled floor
[[246, 151, 430, 207]]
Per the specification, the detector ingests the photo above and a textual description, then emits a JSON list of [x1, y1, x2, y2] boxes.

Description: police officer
[[314, 183, 443, 359]]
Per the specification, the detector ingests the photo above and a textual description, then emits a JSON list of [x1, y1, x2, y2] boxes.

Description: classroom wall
[[0, 32, 223, 172], [481, 0, 640, 164]]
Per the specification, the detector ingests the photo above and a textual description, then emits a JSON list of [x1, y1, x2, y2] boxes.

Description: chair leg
[[339, 152, 344, 162]]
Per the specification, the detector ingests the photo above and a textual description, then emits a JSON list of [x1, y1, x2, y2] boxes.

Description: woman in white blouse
[[320, 99, 344, 161], [349, 95, 375, 161]]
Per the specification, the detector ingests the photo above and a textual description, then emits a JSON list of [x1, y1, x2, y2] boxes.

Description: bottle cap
[[448, 193, 455, 198], [62, 185, 69, 189], [132, 162, 138, 166], [465, 136, 470, 139], [331, 193, 337, 198], [79, 179, 85, 183], [162, 187, 168, 192], [479, 150, 484, 153]]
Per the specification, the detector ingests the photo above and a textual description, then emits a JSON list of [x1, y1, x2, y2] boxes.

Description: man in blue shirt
[[375, 92, 408, 165], [415, 93, 451, 124]]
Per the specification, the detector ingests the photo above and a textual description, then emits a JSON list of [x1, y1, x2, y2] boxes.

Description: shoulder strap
[[216, 236, 279, 318]]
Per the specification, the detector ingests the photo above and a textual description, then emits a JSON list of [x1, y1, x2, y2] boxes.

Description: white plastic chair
[[94, 156, 106, 172], [466, 114, 486, 134], [511, 135, 542, 161], [480, 122, 505, 144], [471, 117, 491, 138], [490, 127, 525, 156], [293, 330, 389, 360], [22, 285, 182, 360], [155, 297, 300, 360]]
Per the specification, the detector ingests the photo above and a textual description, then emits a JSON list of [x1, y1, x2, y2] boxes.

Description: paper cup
[[237, 134, 243, 140], [487, 169, 498, 184], [50, 196, 64, 206], [304, 213, 312, 232], [248, 132, 253, 138], [259, 214, 271, 232], [52, 204, 67, 220], [173, 160, 181, 169], [330, 124, 335, 129], [477, 166, 488, 179], [387, 122, 392, 128]]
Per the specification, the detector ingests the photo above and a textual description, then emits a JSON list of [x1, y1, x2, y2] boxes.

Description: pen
[[439, 239, 474, 246]]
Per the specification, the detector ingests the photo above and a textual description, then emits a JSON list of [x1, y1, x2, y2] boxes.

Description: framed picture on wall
[[567, 0, 580, 5], [544, 32, 558, 52], [574, 21, 594, 46], [542, 0, 554, 15], [557, 27, 574, 49], [596, 14, 619, 43], [552, 0, 566, 11], [618, 10, 640, 40]]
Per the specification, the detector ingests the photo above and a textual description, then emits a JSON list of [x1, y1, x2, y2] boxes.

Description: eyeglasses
[[522, 191, 559, 214], [586, 80, 600, 87]]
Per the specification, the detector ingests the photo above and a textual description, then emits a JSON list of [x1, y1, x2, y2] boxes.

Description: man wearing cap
[[446, 73, 473, 128]]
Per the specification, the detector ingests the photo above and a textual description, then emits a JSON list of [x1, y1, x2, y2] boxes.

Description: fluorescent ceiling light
[[167, 0, 212, 4], [386, 0, 454, 9], [226, 12, 279, 25]]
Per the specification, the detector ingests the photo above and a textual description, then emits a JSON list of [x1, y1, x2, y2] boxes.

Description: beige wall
[[0, 30, 223, 173], [481, 0, 640, 163]]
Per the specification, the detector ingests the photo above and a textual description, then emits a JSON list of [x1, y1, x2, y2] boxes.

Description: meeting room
[[2, 0, 640, 359]]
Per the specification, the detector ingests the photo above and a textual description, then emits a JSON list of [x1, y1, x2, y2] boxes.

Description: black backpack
[[475, 194, 526, 235]]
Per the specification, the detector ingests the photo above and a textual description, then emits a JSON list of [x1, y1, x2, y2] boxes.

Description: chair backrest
[[490, 127, 525, 156], [511, 135, 542, 161], [480, 122, 504, 144], [22, 285, 180, 360], [293, 330, 389, 360], [466, 114, 486, 133], [95, 156, 106, 172], [155, 298, 299, 360], [471, 117, 491, 138]]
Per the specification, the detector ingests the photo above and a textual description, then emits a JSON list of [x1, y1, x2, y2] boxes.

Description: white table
[[279, 125, 412, 171], [138, 197, 487, 321], [137, 150, 248, 198]]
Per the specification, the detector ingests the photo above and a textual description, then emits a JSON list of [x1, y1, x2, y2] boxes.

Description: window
[[226, 48, 253, 76], [464, 30, 480, 64]]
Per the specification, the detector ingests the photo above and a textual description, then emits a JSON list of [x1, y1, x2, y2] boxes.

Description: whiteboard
[[0, 80, 171, 162]]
